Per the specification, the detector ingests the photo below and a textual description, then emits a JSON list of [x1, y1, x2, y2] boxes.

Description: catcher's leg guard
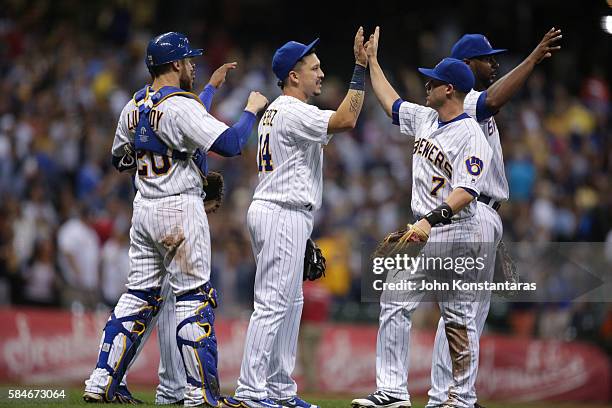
[[176, 283, 220, 407], [95, 288, 163, 402]]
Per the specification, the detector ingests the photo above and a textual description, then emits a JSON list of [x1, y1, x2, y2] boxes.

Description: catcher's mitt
[[304, 238, 326, 281], [373, 223, 429, 258], [202, 171, 224, 214], [493, 239, 519, 298]]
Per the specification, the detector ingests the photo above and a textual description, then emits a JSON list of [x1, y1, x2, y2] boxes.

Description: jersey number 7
[[430, 176, 445, 196], [258, 133, 273, 172]]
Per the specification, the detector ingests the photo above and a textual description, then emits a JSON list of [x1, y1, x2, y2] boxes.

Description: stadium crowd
[[0, 1, 610, 355]]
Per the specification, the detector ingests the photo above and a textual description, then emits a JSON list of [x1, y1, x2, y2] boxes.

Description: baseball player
[[352, 27, 492, 408], [222, 27, 368, 408], [93, 62, 242, 406], [426, 28, 562, 408], [83, 32, 268, 407]]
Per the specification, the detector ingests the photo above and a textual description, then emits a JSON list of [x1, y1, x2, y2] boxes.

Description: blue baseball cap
[[272, 38, 320, 81], [418, 57, 475, 93], [450, 34, 507, 60], [146, 32, 203, 69]]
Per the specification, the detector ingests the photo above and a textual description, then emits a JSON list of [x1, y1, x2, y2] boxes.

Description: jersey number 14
[[258, 133, 273, 172]]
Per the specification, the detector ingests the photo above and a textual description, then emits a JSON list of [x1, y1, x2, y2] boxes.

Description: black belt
[[478, 194, 501, 211]]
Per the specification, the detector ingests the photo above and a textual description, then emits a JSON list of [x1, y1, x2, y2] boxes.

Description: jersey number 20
[[137, 151, 172, 177], [258, 133, 273, 172]]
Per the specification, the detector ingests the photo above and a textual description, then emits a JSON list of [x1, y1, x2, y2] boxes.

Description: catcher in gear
[[86, 32, 268, 405]]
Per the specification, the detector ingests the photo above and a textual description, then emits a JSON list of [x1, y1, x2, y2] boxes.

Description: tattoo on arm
[[349, 91, 364, 116]]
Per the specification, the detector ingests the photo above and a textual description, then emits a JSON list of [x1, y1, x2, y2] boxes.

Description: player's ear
[[446, 84, 454, 97], [288, 70, 299, 87], [171, 60, 182, 72]]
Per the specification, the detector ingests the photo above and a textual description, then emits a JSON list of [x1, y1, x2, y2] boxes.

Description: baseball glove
[[493, 239, 519, 298], [373, 223, 429, 258], [304, 238, 326, 281], [202, 171, 224, 214]]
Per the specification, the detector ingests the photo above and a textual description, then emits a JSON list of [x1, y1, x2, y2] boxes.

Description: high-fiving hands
[[354, 26, 368, 67], [364, 26, 380, 62]]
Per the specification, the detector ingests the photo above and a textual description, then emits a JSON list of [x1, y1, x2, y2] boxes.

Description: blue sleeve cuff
[[476, 91, 496, 122], [391, 98, 404, 126], [199, 84, 217, 111], [210, 110, 256, 157], [460, 187, 479, 198]]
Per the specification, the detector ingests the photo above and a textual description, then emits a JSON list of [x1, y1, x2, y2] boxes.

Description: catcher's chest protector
[[133, 85, 208, 175]]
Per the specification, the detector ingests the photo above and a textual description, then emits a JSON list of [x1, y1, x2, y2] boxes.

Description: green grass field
[[0, 388, 610, 407]]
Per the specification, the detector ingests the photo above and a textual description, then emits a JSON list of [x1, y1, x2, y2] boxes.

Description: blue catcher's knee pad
[[176, 283, 220, 407], [96, 288, 163, 401]]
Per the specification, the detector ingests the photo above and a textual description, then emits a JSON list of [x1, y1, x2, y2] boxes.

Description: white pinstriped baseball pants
[[375, 215, 491, 407], [426, 202, 502, 407], [111, 278, 186, 404], [235, 200, 313, 400], [131, 279, 186, 404], [85, 192, 212, 406]]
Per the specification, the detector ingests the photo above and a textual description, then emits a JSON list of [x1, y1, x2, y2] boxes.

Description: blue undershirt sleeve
[[209, 110, 256, 157], [198, 84, 217, 111], [391, 98, 404, 126], [475, 91, 496, 122], [460, 186, 479, 198]]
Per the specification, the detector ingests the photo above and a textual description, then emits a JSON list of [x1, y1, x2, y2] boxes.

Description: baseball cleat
[[274, 396, 319, 408], [351, 390, 411, 408], [115, 385, 143, 404], [83, 386, 143, 404], [83, 391, 106, 403], [221, 396, 282, 408]]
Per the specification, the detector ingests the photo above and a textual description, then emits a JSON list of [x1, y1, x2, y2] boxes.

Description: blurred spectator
[[19, 237, 61, 307], [100, 218, 130, 306], [57, 206, 101, 309], [0, 0, 610, 351], [0, 200, 20, 304], [506, 148, 536, 203]]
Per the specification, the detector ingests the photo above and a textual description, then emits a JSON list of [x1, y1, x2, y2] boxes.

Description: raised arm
[[485, 27, 561, 112], [199, 62, 238, 111], [209, 91, 268, 157], [327, 26, 367, 134], [365, 26, 401, 118]]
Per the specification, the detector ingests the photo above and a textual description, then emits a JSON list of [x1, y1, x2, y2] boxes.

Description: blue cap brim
[[417, 68, 447, 83], [299, 38, 320, 60], [475, 48, 507, 57], [186, 48, 204, 58]]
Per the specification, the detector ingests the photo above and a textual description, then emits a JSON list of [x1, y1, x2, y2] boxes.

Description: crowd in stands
[[0, 2, 610, 355]]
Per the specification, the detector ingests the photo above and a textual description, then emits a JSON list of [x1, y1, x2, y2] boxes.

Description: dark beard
[[179, 75, 193, 92]]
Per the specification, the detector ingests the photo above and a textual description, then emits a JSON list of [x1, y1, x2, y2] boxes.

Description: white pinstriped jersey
[[463, 90, 509, 201], [396, 101, 492, 220], [252, 95, 334, 211], [112, 95, 229, 198]]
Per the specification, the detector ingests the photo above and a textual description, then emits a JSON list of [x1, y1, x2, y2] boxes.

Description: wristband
[[424, 203, 453, 226], [349, 64, 366, 91]]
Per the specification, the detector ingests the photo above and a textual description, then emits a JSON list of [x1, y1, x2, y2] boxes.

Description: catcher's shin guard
[[95, 288, 163, 402], [176, 283, 221, 407]]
